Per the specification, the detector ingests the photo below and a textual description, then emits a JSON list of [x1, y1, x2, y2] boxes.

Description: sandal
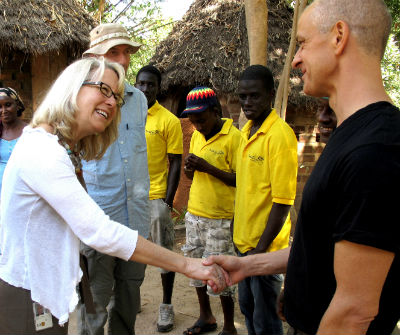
[[183, 320, 218, 335]]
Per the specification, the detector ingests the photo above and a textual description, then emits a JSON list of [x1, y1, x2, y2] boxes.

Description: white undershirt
[[0, 126, 138, 325]]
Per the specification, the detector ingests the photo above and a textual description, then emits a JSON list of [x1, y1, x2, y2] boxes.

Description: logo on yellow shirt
[[209, 148, 224, 155], [146, 129, 160, 135], [248, 154, 264, 165]]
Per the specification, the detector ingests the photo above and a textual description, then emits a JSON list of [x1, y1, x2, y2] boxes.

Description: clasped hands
[[184, 154, 211, 173], [185, 255, 245, 293]]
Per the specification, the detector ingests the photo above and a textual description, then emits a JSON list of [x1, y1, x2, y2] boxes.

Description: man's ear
[[332, 20, 349, 55]]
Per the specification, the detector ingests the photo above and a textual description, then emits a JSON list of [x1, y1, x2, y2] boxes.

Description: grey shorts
[[149, 199, 175, 274], [181, 211, 236, 296]]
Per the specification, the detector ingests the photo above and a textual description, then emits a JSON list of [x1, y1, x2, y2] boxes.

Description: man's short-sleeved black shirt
[[284, 102, 400, 335]]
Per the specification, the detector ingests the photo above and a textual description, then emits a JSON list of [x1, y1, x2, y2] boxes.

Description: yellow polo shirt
[[146, 101, 183, 200], [234, 109, 298, 253], [188, 118, 241, 219]]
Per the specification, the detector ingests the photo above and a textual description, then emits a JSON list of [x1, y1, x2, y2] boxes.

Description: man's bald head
[[308, 0, 392, 59]]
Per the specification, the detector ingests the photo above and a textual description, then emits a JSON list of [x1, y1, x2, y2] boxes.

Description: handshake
[[183, 255, 246, 293], [183, 249, 289, 293]]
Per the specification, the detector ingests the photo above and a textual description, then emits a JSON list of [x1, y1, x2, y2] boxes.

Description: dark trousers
[[0, 279, 68, 335], [237, 250, 283, 335]]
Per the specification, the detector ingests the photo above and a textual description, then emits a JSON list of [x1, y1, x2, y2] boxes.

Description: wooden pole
[[299, 0, 308, 16], [274, 0, 308, 119], [239, 0, 269, 129], [244, 0, 268, 66]]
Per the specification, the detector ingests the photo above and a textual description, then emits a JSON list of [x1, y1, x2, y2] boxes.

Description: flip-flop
[[183, 320, 218, 335]]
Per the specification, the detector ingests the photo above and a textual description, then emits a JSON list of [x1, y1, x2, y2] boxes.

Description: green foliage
[[80, 0, 174, 83], [105, 0, 174, 82], [121, 2, 173, 81], [172, 207, 187, 226], [385, 0, 400, 43], [382, 34, 400, 107]]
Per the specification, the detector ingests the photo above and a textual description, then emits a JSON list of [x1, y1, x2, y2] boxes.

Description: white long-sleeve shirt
[[0, 126, 138, 325]]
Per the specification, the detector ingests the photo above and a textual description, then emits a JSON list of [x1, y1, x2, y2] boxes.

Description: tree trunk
[[244, 0, 268, 66], [239, 0, 269, 129]]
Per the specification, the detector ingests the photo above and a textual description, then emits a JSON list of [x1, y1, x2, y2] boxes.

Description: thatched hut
[[151, 0, 323, 214], [0, 0, 95, 119]]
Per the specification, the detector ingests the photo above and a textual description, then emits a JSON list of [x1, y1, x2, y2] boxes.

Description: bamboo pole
[[299, 0, 308, 16], [274, 0, 308, 119]]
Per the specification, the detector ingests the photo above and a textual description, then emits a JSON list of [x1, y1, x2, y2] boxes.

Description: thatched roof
[[0, 0, 95, 57], [151, 0, 310, 107]]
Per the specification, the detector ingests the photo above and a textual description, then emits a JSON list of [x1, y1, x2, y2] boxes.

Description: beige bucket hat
[[83, 23, 141, 56]]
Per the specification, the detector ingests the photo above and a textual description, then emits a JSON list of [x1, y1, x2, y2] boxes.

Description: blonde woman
[[0, 57, 227, 334]]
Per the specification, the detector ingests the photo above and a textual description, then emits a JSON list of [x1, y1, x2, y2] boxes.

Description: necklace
[[57, 133, 82, 177], [56, 133, 92, 311]]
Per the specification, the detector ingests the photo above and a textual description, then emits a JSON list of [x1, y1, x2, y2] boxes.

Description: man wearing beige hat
[[79, 23, 151, 335]]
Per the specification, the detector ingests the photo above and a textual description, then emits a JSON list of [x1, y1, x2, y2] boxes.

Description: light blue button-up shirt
[[82, 83, 150, 237]]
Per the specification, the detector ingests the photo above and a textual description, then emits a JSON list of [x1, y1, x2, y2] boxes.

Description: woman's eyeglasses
[[82, 81, 125, 107]]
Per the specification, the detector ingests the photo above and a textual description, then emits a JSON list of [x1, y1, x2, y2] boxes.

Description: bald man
[[205, 1, 400, 334]]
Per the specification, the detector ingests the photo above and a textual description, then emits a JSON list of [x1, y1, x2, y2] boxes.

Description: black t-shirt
[[284, 102, 400, 334]]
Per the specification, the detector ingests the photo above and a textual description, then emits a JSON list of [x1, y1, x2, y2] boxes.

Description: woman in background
[[0, 87, 27, 193]]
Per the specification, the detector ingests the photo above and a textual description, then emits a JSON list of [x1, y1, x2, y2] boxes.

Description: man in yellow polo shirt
[[181, 87, 241, 335], [234, 65, 298, 335], [135, 65, 183, 332]]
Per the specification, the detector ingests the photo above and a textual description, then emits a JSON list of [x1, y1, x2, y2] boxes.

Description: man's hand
[[185, 153, 211, 173], [204, 248, 290, 285], [183, 258, 231, 293], [183, 155, 194, 179], [184, 153, 236, 186]]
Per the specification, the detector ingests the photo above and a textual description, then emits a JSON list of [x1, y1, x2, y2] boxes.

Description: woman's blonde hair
[[31, 57, 125, 160]]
